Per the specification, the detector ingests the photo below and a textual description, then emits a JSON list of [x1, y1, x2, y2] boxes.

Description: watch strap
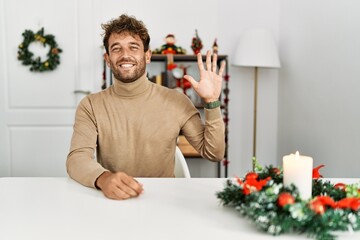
[[204, 100, 221, 109]]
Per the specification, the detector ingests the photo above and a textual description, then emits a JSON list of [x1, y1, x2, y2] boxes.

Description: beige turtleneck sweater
[[66, 73, 225, 188]]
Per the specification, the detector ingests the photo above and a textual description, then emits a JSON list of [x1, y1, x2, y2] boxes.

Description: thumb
[[183, 75, 198, 88]]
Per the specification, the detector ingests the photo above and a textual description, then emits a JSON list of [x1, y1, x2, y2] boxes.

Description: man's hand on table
[[95, 171, 143, 200]]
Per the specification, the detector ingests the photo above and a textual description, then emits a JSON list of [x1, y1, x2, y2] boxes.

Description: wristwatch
[[204, 100, 221, 109]]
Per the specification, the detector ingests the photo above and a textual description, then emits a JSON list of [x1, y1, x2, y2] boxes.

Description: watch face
[[172, 68, 183, 79]]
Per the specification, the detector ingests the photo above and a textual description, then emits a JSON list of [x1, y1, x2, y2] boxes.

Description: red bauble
[[310, 200, 325, 214], [277, 192, 295, 208]]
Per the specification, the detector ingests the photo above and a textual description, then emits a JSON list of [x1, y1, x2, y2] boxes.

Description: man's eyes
[[130, 45, 140, 50], [111, 46, 139, 52], [112, 47, 120, 52]]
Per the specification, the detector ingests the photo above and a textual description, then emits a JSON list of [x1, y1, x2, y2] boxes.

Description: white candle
[[283, 151, 313, 200]]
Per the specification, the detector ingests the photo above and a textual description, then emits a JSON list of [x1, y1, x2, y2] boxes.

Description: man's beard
[[110, 56, 146, 83]]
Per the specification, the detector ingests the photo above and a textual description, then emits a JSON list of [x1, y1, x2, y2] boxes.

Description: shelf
[[151, 54, 228, 62]]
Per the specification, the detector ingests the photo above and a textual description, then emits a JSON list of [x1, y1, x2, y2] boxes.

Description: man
[[66, 14, 226, 200]]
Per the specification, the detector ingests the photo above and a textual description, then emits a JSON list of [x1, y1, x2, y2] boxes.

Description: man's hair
[[101, 14, 150, 54]]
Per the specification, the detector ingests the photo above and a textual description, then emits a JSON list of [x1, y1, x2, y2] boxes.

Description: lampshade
[[232, 28, 281, 68]]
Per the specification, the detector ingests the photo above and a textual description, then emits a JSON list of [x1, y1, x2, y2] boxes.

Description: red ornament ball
[[277, 192, 295, 208], [310, 200, 325, 214]]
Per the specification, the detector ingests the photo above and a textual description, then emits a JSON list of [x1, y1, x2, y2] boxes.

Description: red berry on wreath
[[334, 183, 346, 191], [271, 167, 281, 175], [277, 192, 295, 207], [310, 200, 325, 214]]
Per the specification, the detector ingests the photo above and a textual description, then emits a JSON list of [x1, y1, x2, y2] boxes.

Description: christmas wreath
[[217, 159, 360, 240], [17, 27, 62, 72]]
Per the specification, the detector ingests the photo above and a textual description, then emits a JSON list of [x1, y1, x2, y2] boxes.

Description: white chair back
[[174, 146, 191, 178]]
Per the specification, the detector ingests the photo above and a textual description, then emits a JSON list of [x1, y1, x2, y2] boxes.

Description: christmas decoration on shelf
[[165, 53, 177, 71], [175, 66, 192, 96], [152, 34, 186, 55], [17, 28, 62, 72], [222, 73, 230, 177], [217, 159, 360, 240], [191, 29, 203, 55], [212, 38, 218, 54]]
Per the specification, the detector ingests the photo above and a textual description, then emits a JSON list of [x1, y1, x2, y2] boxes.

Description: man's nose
[[122, 48, 131, 57]]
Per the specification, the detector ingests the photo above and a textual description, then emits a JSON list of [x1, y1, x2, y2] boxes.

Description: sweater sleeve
[[180, 103, 225, 162], [66, 96, 107, 188]]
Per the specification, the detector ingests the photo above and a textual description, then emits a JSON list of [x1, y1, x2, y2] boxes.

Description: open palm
[[184, 50, 226, 103]]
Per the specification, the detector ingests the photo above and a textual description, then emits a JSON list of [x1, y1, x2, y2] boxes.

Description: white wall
[[219, 0, 280, 176], [278, 0, 360, 177]]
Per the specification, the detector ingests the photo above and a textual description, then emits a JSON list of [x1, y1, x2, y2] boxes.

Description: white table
[[0, 177, 359, 240]]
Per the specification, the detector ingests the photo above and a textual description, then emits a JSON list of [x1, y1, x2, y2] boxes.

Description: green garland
[[216, 161, 360, 240], [17, 27, 62, 72]]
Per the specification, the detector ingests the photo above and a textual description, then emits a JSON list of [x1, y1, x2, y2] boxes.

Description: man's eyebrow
[[110, 42, 140, 49], [129, 42, 141, 47]]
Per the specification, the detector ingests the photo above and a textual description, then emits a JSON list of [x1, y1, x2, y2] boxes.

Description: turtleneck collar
[[112, 73, 150, 97]]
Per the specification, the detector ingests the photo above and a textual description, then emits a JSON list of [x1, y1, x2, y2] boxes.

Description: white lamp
[[232, 28, 281, 170]]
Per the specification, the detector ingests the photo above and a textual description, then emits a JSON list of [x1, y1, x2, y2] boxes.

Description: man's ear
[[104, 53, 110, 67], [145, 49, 151, 64]]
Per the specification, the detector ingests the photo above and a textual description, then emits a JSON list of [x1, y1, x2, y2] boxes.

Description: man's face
[[104, 32, 151, 83]]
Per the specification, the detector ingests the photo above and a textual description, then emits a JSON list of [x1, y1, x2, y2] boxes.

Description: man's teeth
[[120, 64, 133, 68]]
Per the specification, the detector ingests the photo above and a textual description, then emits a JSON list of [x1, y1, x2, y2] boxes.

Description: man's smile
[[119, 63, 135, 69]]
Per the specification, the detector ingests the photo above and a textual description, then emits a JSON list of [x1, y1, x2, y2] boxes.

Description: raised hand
[[183, 50, 226, 103]]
